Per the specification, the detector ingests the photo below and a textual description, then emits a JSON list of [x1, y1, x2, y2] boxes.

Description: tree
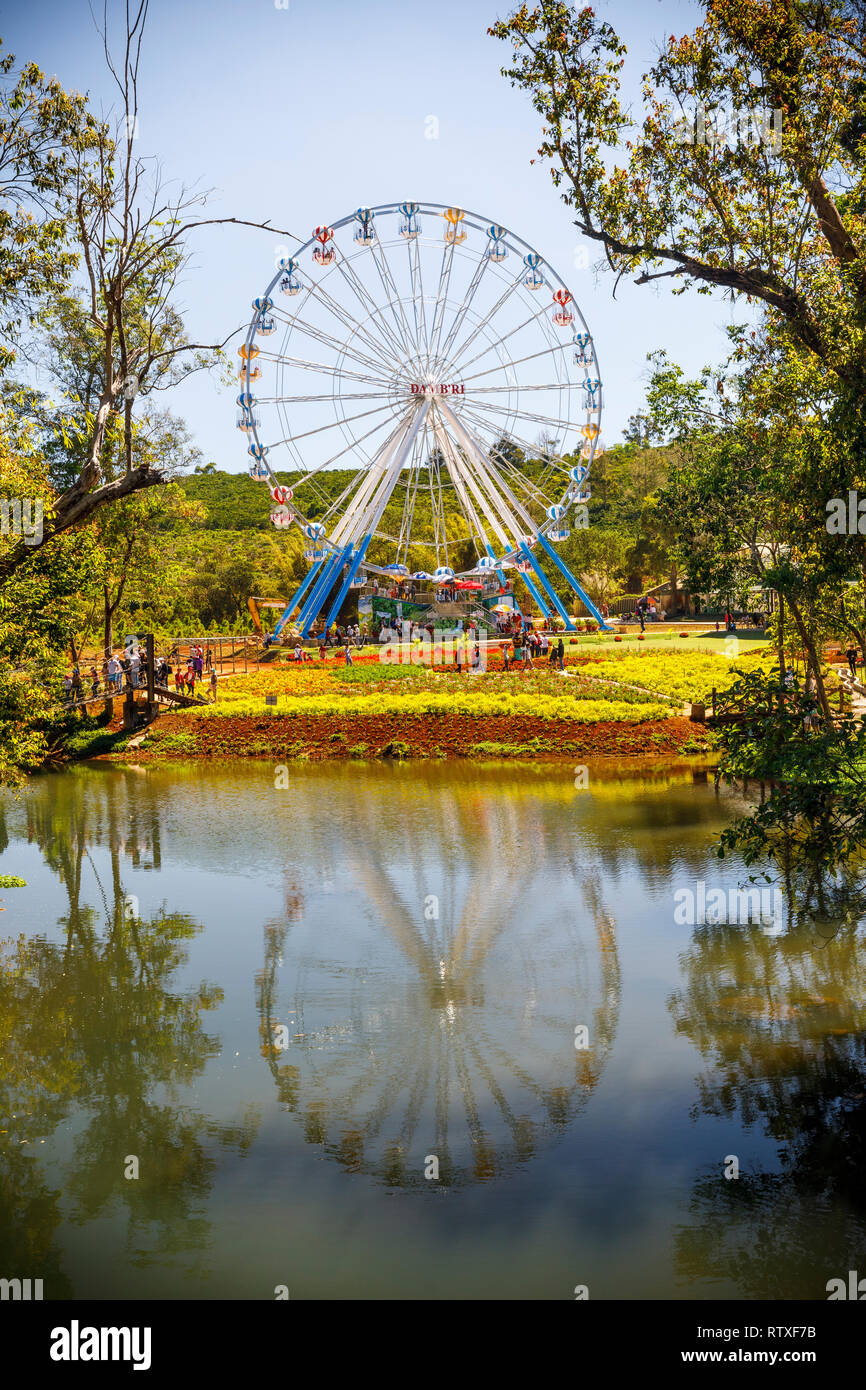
[[0, 399, 92, 783], [0, 44, 95, 373], [490, 1, 866, 391], [0, 3, 301, 581]]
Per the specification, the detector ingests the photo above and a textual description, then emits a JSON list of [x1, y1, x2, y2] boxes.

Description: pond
[[1, 759, 863, 1300]]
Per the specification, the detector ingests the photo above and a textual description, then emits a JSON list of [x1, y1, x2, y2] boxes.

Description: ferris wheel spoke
[[459, 338, 573, 386], [368, 237, 422, 372], [301, 269, 408, 374], [427, 237, 459, 372], [408, 237, 429, 370], [436, 251, 491, 369], [458, 405, 567, 465], [459, 395, 578, 436], [262, 351, 393, 391], [467, 381, 575, 396], [267, 389, 396, 405], [272, 398, 403, 451], [458, 408, 584, 491], [450, 299, 561, 378], [432, 412, 503, 554], [438, 403, 536, 538], [436, 415, 525, 548], [442, 267, 526, 371], [332, 248, 414, 367], [276, 308, 400, 383], [284, 408, 411, 493]]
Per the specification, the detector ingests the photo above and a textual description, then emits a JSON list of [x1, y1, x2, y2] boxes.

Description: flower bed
[[193, 690, 674, 722]]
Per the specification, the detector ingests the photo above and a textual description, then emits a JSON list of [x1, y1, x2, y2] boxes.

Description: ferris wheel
[[237, 201, 608, 636]]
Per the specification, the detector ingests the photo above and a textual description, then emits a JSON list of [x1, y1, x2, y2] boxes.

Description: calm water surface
[[1, 759, 863, 1300]]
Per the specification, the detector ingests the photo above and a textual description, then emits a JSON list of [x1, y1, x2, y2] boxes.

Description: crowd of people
[[62, 643, 218, 704], [499, 631, 565, 672]]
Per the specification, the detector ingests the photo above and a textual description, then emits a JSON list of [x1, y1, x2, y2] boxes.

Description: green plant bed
[[64, 728, 132, 759]]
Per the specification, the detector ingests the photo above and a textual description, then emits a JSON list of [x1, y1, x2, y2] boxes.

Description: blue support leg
[[296, 551, 343, 636], [301, 544, 355, 638], [519, 543, 575, 630], [273, 559, 324, 639], [536, 534, 612, 630], [321, 534, 371, 633], [517, 566, 550, 618]]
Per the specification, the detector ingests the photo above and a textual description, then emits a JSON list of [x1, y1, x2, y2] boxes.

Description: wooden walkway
[[64, 683, 208, 712]]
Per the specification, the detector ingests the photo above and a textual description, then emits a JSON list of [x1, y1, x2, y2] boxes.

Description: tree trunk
[[787, 596, 835, 726]]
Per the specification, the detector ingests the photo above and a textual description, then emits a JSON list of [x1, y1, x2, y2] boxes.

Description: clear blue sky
[[5, 0, 744, 469]]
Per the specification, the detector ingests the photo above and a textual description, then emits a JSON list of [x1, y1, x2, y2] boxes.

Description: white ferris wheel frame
[[239, 201, 602, 583]]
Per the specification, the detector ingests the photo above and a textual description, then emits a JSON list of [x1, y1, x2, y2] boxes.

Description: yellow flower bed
[[582, 650, 765, 704], [190, 691, 675, 722]]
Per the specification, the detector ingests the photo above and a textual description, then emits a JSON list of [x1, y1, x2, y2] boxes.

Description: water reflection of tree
[[256, 779, 621, 1188], [669, 920, 866, 1297], [0, 771, 255, 1291]]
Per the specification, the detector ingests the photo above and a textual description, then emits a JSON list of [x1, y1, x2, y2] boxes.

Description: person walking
[[344, 643, 353, 666], [71, 665, 82, 701], [90, 666, 100, 698], [63, 671, 73, 704], [209, 667, 218, 703], [500, 639, 511, 673], [846, 644, 859, 678], [556, 637, 565, 671]]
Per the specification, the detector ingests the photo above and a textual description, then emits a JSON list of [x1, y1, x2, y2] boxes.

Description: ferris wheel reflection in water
[[255, 774, 621, 1187]]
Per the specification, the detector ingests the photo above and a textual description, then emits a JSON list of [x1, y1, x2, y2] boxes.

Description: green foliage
[[716, 669, 866, 910]]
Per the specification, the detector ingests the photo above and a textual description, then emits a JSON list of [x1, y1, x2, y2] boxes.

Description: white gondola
[[486, 224, 507, 262], [303, 522, 327, 563], [478, 556, 498, 571], [552, 290, 573, 327], [354, 208, 376, 246], [573, 331, 592, 366], [523, 253, 545, 290], [398, 201, 420, 240], [255, 316, 276, 336], [249, 461, 269, 480], [270, 505, 294, 529], [433, 566, 454, 581]]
